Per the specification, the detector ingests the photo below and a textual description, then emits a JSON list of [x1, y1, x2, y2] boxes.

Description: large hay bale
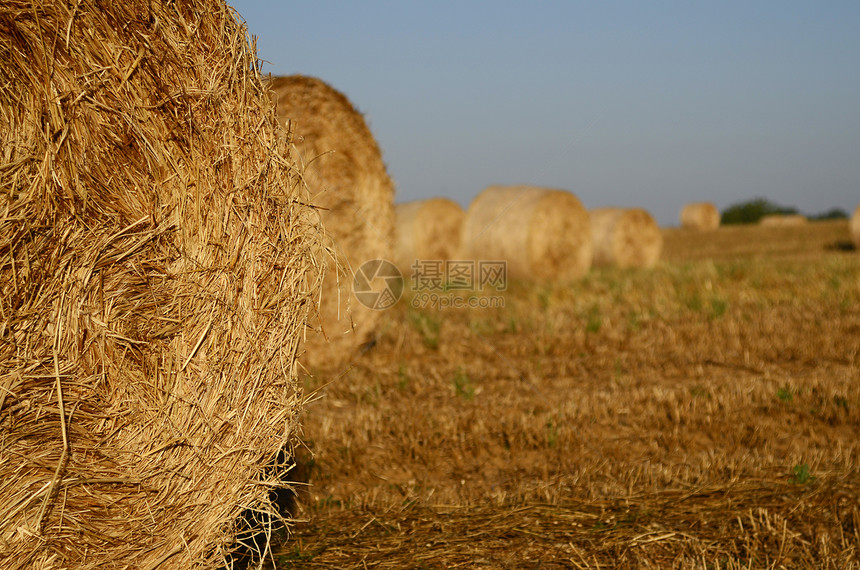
[[852, 205, 860, 250], [394, 198, 465, 278], [680, 202, 721, 230], [0, 3, 323, 569], [267, 75, 395, 370], [589, 208, 663, 268], [460, 185, 592, 281], [759, 213, 808, 226]]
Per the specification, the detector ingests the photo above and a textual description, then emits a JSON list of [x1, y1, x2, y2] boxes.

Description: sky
[[229, 1, 860, 227]]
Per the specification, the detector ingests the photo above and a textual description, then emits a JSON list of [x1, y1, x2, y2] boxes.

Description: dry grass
[[0, 2, 322, 568], [272, 220, 859, 568]]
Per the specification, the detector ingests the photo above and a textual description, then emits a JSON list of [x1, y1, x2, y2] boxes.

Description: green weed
[[709, 297, 728, 318], [408, 309, 441, 349], [397, 363, 410, 391], [452, 368, 475, 400], [586, 305, 602, 333], [690, 385, 711, 399], [546, 415, 559, 448], [789, 463, 816, 485]]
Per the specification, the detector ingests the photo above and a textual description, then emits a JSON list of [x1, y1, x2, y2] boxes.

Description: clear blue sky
[[229, 1, 860, 226]]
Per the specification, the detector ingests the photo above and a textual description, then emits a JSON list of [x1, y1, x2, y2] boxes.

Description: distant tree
[[721, 198, 798, 225], [809, 208, 849, 221]]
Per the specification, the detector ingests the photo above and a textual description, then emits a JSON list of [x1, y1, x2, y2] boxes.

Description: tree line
[[720, 198, 848, 225]]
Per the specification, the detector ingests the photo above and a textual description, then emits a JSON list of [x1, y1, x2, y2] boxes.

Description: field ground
[[272, 220, 859, 569]]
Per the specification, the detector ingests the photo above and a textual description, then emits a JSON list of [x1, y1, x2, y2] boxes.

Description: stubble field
[[274, 219, 860, 569]]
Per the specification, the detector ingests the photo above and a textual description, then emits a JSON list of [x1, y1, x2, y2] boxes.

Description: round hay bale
[[394, 198, 465, 277], [0, 3, 323, 569], [851, 205, 860, 250], [680, 202, 721, 230], [589, 208, 663, 268], [759, 214, 808, 226], [267, 75, 395, 370], [460, 185, 592, 281]]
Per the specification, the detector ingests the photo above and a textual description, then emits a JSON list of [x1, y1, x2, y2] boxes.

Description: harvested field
[[272, 219, 860, 568], [662, 219, 853, 261]]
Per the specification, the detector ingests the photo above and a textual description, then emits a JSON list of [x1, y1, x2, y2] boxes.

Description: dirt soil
[[273, 220, 860, 569]]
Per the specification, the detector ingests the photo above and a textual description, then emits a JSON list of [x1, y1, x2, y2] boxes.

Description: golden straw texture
[[680, 202, 720, 230], [0, 2, 323, 568], [267, 75, 395, 370], [394, 198, 465, 277], [589, 208, 663, 268], [460, 185, 592, 281]]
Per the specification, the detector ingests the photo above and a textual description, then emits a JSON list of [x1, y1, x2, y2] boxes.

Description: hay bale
[[851, 205, 860, 250], [680, 202, 721, 230], [394, 198, 465, 277], [589, 208, 663, 268], [267, 75, 395, 370], [759, 214, 808, 226], [460, 185, 592, 281], [0, 3, 323, 568]]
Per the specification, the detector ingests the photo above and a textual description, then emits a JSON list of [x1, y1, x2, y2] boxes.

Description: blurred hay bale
[[680, 202, 720, 230], [759, 214, 808, 227], [394, 198, 465, 278], [589, 208, 663, 268], [0, 2, 323, 568], [267, 75, 395, 370], [460, 185, 592, 281], [852, 205, 860, 250]]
